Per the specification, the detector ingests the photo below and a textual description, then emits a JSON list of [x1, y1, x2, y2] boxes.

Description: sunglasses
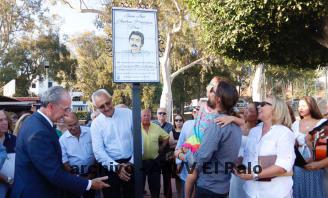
[[259, 101, 272, 107], [175, 119, 183, 122], [158, 112, 166, 115], [206, 83, 216, 93]]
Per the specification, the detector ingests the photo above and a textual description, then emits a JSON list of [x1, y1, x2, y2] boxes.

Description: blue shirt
[[195, 115, 242, 194], [175, 120, 195, 181], [152, 120, 173, 134], [59, 126, 95, 174]]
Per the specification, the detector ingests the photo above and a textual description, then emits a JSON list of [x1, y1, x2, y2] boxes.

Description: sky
[[47, 1, 103, 40]]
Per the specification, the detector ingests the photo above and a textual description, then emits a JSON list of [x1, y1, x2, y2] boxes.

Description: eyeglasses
[[259, 101, 272, 107], [175, 119, 183, 122], [206, 83, 215, 93], [97, 101, 112, 110], [158, 112, 166, 115]]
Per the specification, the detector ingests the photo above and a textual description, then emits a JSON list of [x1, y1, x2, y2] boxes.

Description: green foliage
[[75, 111, 89, 120], [72, 32, 113, 101], [0, 0, 46, 56], [187, 0, 328, 68], [265, 65, 318, 98], [1, 33, 77, 96]]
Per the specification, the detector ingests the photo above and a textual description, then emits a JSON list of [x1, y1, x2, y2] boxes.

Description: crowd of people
[[0, 76, 327, 198]]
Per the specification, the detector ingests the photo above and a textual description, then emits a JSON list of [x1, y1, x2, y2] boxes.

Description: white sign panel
[[112, 7, 160, 83]]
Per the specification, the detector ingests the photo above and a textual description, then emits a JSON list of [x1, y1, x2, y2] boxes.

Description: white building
[[29, 76, 59, 96], [3, 76, 89, 112]]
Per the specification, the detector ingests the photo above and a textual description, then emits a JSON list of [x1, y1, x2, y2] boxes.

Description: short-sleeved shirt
[[142, 123, 169, 160], [59, 126, 95, 174], [152, 120, 173, 134], [242, 124, 295, 198]]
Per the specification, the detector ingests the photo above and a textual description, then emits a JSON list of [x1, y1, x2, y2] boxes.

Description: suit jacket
[[11, 112, 88, 198]]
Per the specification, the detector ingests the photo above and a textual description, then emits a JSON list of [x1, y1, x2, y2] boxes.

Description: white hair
[[91, 89, 112, 105], [40, 86, 69, 107]]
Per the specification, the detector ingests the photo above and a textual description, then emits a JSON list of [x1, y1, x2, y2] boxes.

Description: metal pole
[[132, 83, 143, 198]]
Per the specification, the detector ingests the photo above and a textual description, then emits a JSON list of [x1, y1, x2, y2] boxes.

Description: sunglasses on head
[[158, 112, 166, 115], [259, 101, 272, 107], [206, 83, 216, 93], [175, 119, 183, 122]]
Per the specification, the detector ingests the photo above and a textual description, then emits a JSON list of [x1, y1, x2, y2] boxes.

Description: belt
[[115, 156, 132, 164]]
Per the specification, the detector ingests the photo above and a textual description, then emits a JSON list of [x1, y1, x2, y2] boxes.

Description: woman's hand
[[236, 172, 253, 180], [215, 116, 235, 127], [304, 161, 322, 170]]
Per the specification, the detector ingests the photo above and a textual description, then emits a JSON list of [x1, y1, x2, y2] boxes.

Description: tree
[[58, 0, 215, 120], [1, 33, 77, 96], [187, 0, 328, 68], [72, 32, 162, 109], [0, 0, 45, 58], [187, 1, 328, 101], [71, 32, 113, 101]]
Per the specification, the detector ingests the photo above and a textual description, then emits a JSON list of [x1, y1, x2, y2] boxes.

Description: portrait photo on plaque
[[112, 7, 159, 83]]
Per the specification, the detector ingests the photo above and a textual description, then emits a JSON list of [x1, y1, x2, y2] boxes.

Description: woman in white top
[[222, 102, 260, 198], [237, 96, 295, 198], [292, 96, 327, 198]]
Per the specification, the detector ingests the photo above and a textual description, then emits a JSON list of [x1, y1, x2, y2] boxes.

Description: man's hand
[[117, 163, 132, 182], [91, 176, 110, 190]]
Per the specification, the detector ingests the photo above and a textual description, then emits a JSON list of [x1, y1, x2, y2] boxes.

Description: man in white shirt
[[60, 112, 96, 198], [91, 89, 134, 198]]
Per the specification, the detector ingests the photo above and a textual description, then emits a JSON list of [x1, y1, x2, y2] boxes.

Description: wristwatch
[[7, 177, 13, 185], [252, 173, 259, 181]]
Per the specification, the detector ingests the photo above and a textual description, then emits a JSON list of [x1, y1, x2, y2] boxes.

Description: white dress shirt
[[37, 110, 54, 127], [242, 125, 295, 198], [59, 126, 95, 174], [37, 110, 92, 190], [91, 108, 133, 170]]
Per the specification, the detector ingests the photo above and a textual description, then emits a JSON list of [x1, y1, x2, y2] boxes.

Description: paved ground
[[144, 176, 180, 198]]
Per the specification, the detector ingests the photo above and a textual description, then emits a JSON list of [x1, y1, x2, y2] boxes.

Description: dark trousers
[[102, 158, 134, 198], [196, 186, 228, 198], [143, 158, 161, 198], [63, 189, 95, 198], [160, 160, 172, 198]]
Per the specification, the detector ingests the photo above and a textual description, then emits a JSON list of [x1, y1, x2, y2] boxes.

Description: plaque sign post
[[112, 7, 159, 198]]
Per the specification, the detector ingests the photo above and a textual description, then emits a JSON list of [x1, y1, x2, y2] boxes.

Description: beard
[[207, 99, 216, 109]]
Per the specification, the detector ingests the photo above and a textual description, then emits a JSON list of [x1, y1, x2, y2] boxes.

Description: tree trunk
[[252, 64, 265, 102], [159, 32, 173, 122]]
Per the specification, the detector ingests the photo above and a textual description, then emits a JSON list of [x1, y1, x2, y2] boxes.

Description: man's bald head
[[64, 112, 80, 137], [64, 112, 78, 123], [156, 107, 167, 123], [141, 109, 152, 125]]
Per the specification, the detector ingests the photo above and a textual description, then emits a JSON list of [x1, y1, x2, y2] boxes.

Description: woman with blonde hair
[[238, 96, 295, 198], [13, 113, 31, 137]]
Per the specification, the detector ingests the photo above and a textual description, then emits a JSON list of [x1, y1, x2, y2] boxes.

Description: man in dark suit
[[11, 86, 109, 198]]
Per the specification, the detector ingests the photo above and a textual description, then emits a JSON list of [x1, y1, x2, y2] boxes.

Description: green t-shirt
[[142, 123, 169, 160]]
